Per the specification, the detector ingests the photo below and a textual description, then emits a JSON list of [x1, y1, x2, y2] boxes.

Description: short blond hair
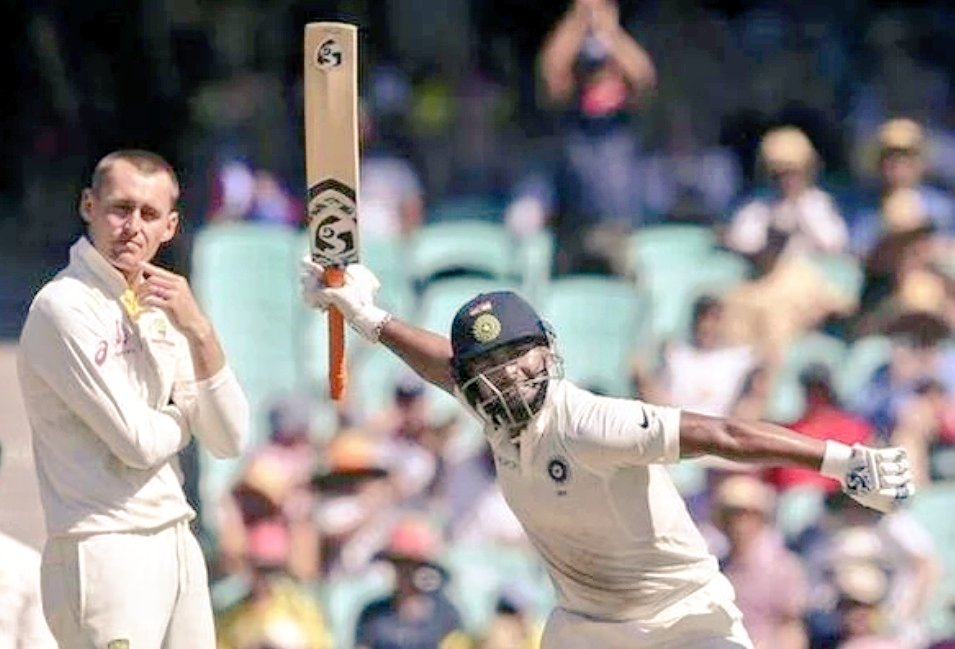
[[90, 149, 180, 203], [759, 126, 817, 172]]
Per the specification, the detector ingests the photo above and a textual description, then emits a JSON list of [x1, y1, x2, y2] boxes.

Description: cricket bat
[[304, 22, 361, 401]]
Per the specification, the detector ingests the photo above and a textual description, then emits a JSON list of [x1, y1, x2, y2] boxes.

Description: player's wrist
[[820, 440, 853, 481], [352, 304, 392, 342]]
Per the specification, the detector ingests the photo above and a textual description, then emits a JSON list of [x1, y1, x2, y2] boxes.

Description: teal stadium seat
[[427, 196, 505, 223], [321, 571, 391, 649], [629, 224, 717, 274], [641, 249, 750, 341], [809, 252, 865, 304], [905, 481, 955, 641], [766, 331, 848, 423], [540, 275, 649, 397], [442, 544, 553, 634], [407, 220, 517, 288], [191, 223, 304, 503], [517, 230, 554, 304], [836, 335, 891, 404]]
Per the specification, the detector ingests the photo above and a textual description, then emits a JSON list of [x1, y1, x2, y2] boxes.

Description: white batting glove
[[821, 441, 915, 513], [299, 258, 392, 342]]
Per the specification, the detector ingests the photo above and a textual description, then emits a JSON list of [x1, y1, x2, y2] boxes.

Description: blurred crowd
[[6, 1, 955, 648]]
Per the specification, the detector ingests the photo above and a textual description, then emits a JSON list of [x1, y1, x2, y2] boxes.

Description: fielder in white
[[300, 262, 915, 649], [17, 150, 250, 649]]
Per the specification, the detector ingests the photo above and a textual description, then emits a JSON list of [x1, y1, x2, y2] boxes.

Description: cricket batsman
[[300, 260, 914, 649]]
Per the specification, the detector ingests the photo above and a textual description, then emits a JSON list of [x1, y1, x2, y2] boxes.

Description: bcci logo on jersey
[[547, 457, 570, 484]]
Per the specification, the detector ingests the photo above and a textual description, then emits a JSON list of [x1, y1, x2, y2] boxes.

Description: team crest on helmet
[[472, 313, 502, 343]]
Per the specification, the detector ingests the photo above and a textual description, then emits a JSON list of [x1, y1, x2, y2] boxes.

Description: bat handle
[[325, 265, 347, 400]]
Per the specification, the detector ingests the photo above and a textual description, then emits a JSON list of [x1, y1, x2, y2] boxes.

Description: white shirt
[[726, 187, 848, 255], [0, 532, 56, 649], [17, 237, 249, 538], [481, 380, 718, 621], [663, 343, 756, 417]]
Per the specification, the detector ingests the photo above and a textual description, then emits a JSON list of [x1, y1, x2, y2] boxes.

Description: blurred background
[[3, 0, 955, 647]]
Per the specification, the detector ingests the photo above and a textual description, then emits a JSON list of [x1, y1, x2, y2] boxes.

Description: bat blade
[[304, 22, 360, 401]]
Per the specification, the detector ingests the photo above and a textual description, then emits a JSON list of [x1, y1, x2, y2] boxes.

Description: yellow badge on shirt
[[107, 640, 130, 649], [119, 288, 143, 322]]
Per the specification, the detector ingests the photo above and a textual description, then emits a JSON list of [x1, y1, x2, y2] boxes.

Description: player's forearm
[[190, 366, 249, 458], [680, 411, 825, 470], [380, 318, 455, 393], [182, 317, 226, 380]]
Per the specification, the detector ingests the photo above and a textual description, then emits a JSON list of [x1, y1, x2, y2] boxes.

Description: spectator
[[0, 441, 57, 648], [890, 377, 955, 486], [540, 0, 656, 277], [852, 311, 955, 441], [797, 496, 939, 649], [214, 521, 332, 649], [850, 117, 955, 256], [358, 105, 425, 240], [355, 515, 469, 649], [642, 295, 759, 417], [764, 363, 875, 493], [854, 223, 955, 337], [478, 584, 545, 649], [724, 125, 848, 258], [721, 229, 855, 365], [712, 474, 809, 649], [206, 159, 302, 228], [310, 431, 403, 580], [832, 562, 897, 649]]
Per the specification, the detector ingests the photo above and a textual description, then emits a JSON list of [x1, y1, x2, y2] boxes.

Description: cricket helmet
[[450, 291, 561, 433]]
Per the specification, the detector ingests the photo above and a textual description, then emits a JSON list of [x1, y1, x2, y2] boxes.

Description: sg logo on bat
[[307, 179, 359, 266], [315, 38, 343, 70]]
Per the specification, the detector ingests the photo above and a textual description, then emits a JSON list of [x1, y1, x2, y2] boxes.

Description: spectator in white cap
[[725, 125, 848, 258]]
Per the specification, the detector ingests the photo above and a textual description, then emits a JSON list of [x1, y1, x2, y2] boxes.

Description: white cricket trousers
[[540, 574, 755, 649], [39, 519, 215, 649]]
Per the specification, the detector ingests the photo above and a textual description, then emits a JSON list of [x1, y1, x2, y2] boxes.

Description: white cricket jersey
[[482, 379, 718, 621], [17, 237, 249, 538]]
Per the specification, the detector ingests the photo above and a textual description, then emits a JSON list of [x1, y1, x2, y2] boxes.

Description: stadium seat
[[629, 224, 717, 274], [442, 544, 553, 633], [406, 220, 517, 288], [427, 196, 505, 223], [836, 335, 891, 404], [641, 249, 750, 341], [775, 484, 827, 543], [191, 223, 304, 499], [349, 345, 411, 419], [517, 229, 554, 304], [766, 331, 848, 423], [321, 570, 391, 649], [539, 275, 649, 397], [809, 252, 864, 304], [905, 481, 955, 641]]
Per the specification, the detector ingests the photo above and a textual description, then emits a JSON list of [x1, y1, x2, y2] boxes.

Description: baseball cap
[[450, 291, 549, 366], [878, 117, 924, 153]]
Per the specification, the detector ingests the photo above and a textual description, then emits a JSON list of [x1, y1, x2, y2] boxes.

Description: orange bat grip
[[325, 265, 347, 400]]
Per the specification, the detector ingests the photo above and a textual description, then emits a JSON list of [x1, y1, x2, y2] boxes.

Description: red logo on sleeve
[[94, 340, 108, 366]]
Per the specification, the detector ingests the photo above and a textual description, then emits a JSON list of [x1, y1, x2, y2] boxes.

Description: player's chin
[[109, 250, 147, 274]]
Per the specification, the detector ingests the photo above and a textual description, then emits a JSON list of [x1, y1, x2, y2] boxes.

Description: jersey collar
[[72, 237, 145, 320]]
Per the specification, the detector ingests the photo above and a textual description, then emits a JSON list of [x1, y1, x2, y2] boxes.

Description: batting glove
[[299, 258, 392, 342], [821, 440, 915, 513]]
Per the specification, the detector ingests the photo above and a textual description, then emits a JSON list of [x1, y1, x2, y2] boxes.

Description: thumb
[[300, 255, 326, 276]]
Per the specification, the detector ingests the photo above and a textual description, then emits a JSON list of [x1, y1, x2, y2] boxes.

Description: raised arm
[[540, 3, 592, 104], [379, 318, 455, 393], [300, 260, 456, 394], [680, 411, 914, 513]]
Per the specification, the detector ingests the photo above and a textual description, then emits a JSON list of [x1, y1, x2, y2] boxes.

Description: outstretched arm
[[680, 411, 914, 513]]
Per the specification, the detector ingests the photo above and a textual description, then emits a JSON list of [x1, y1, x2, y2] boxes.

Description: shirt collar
[[72, 237, 145, 320]]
